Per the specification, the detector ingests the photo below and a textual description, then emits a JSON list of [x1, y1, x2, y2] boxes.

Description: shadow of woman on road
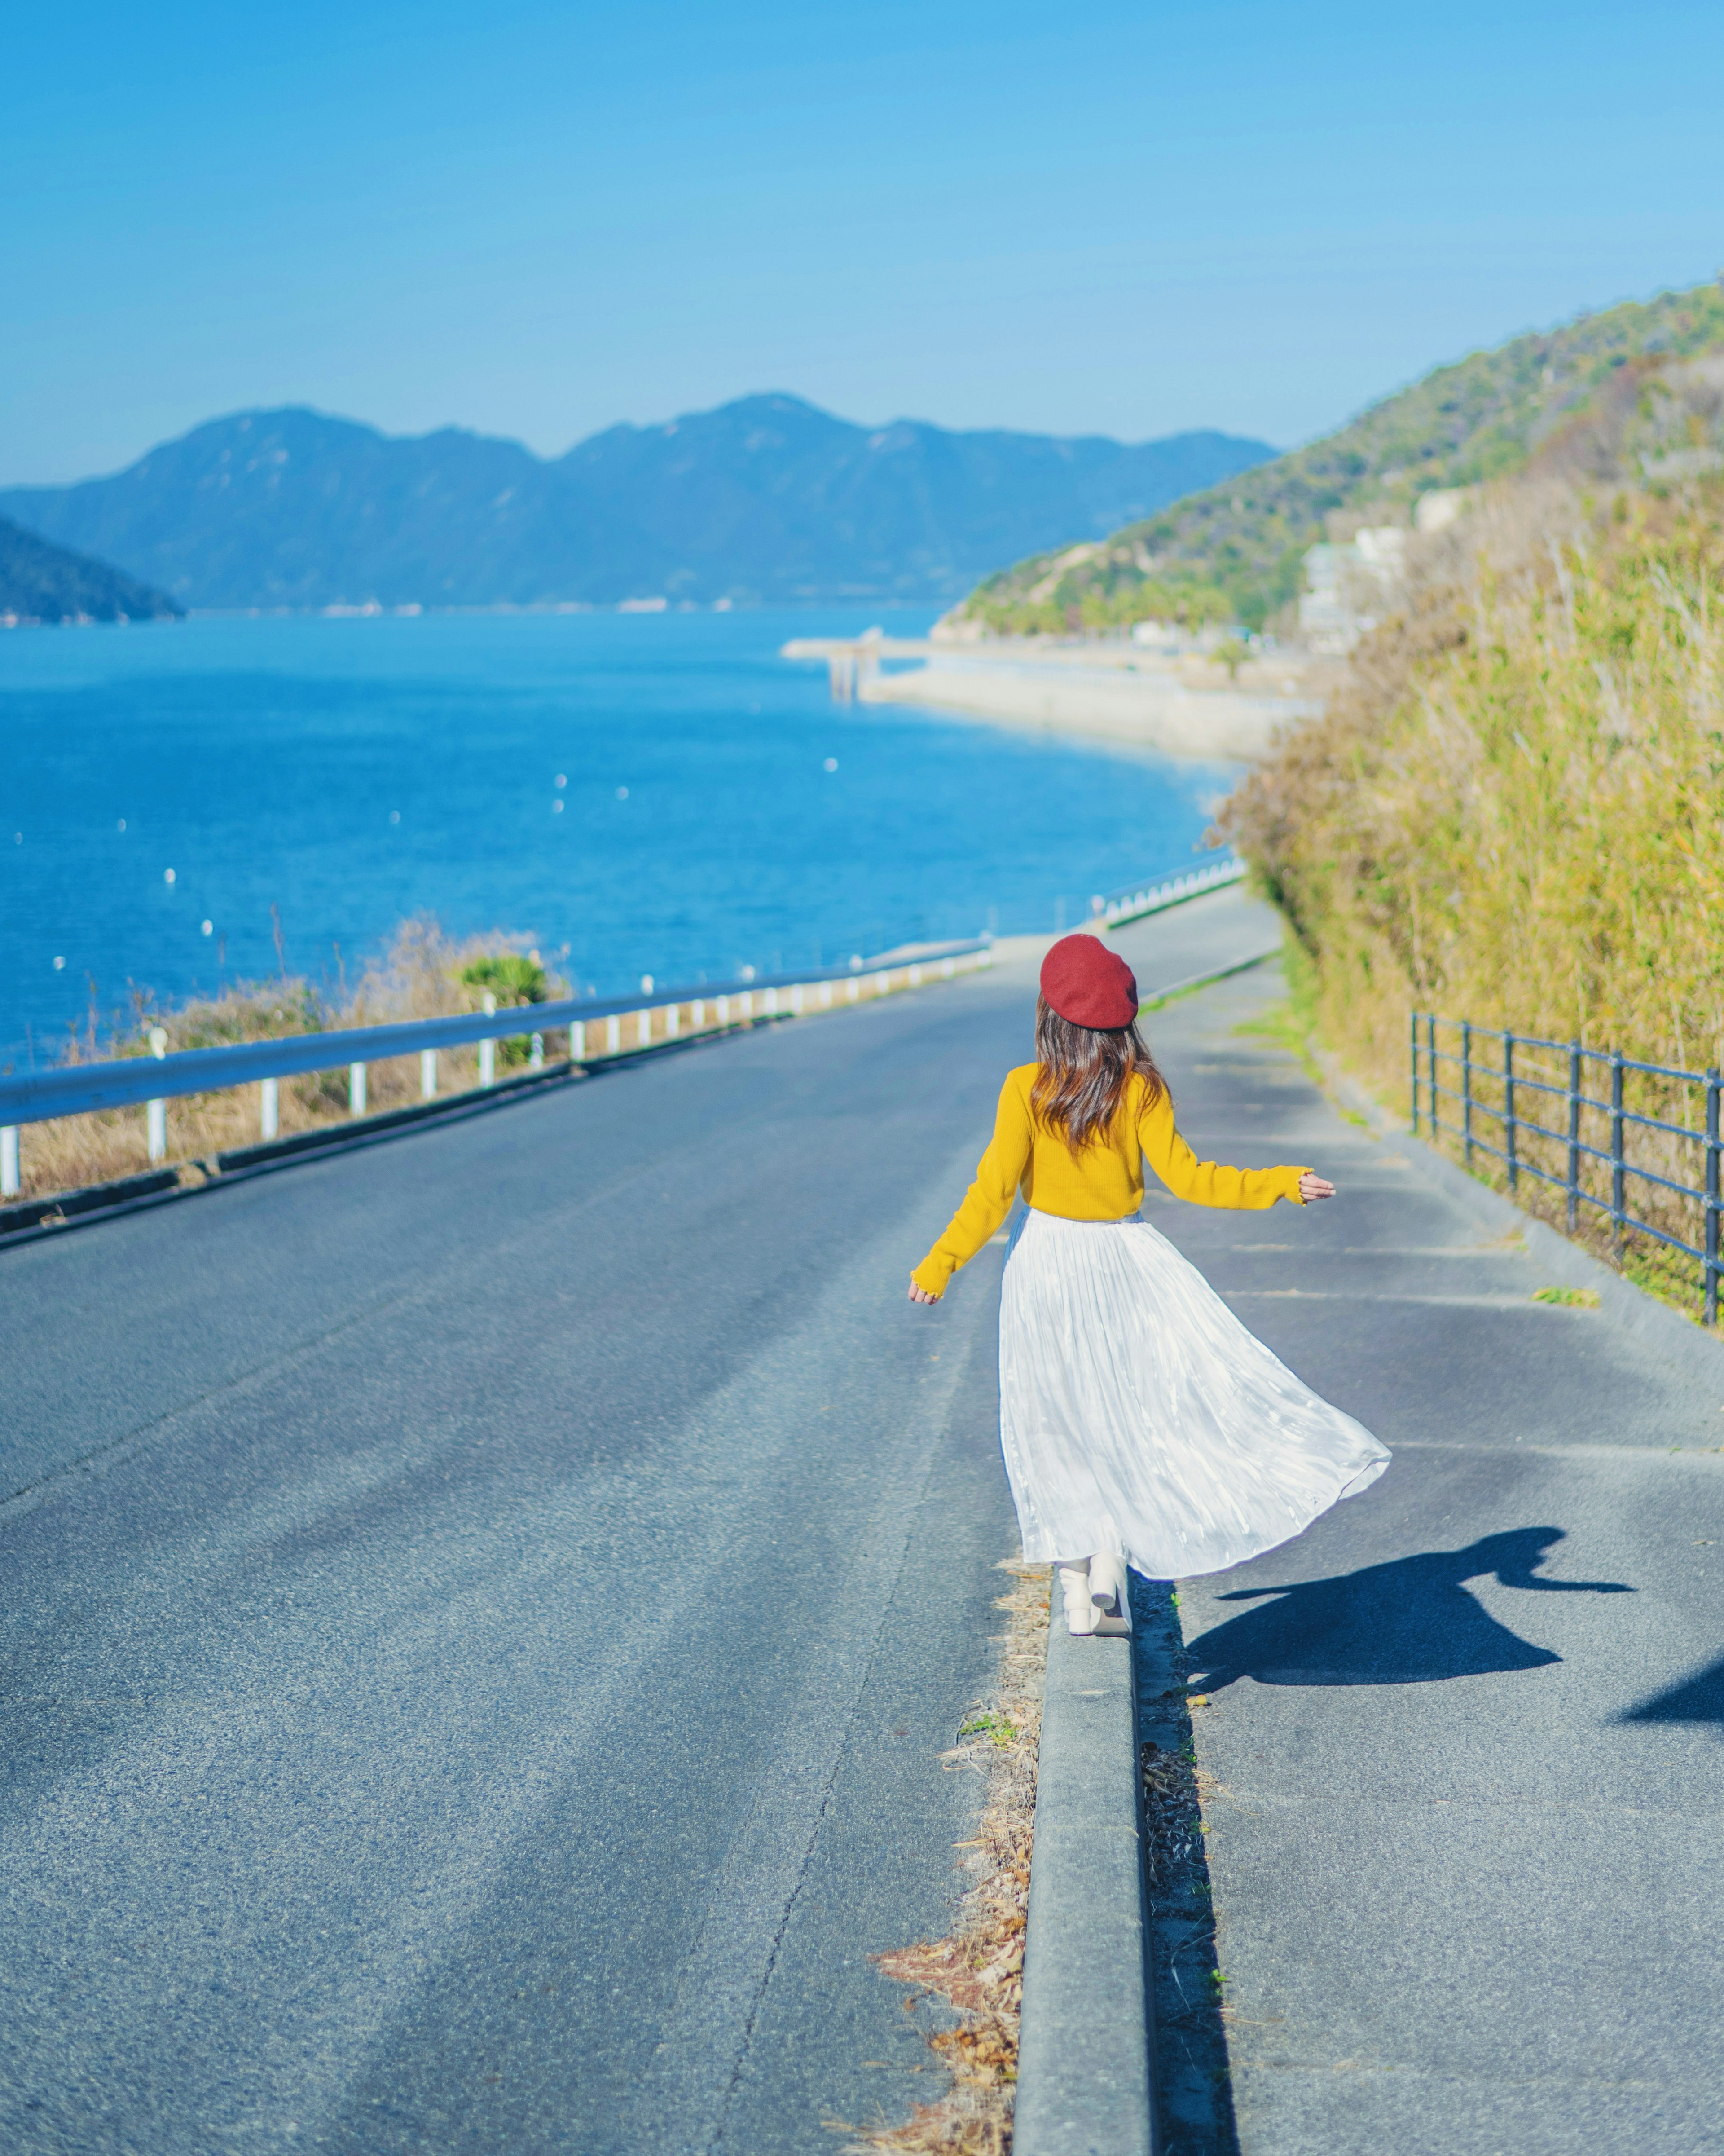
[[1186, 1527, 1632, 1690]]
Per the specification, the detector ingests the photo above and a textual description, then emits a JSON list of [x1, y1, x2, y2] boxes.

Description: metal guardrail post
[[147, 1027, 168, 1165], [1, 1125, 18, 1198], [1706, 1069, 1721, 1328], [1426, 1012, 1439, 1136], [348, 1063, 367, 1117], [261, 1077, 279, 1140], [1503, 1032, 1517, 1190], [1409, 1010, 1420, 1133], [571, 1021, 585, 1062], [1566, 1042, 1582, 1231], [479, 992, 497, 1086], [530, 1032, 545, 1068], [1461, 1021, 1473, 1167], [420, 1049, 437, 1100], [1610, 1053, 1626, 1254]]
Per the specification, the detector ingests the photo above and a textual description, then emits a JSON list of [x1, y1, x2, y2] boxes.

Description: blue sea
[[0, 608, 1236, 1068]]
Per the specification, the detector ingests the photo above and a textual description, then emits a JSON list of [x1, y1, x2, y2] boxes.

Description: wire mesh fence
[[1410, 1013, 1722, 1327]]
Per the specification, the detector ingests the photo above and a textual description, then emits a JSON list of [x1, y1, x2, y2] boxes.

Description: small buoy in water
[[552, 800, 564, 813], [640, 973, 654, 994], [389, 810, 400, 824], [164, 868, 176, 885], [117, 818, 127, 832], [201, 920, 213, 936], [554, 774, 567, 789], [823, 757, 838, 772], [53, 955, 65, 970], [616, 785, 629, 801]]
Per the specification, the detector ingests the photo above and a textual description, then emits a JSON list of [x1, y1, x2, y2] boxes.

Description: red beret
[[1039, 934, 1139, 1029]]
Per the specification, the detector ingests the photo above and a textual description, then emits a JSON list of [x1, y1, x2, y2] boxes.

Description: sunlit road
[[0, 889, 1270, 2155]]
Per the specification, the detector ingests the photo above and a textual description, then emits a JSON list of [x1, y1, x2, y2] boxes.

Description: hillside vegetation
[[1220, 352, 1724, 1305], [0, 399, 1271, 610], [0, 516, 182, 625], [960, 279, 1724, 634]]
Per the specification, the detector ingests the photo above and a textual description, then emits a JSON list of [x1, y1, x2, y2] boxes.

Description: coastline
[[783, 637, 1329, 762]]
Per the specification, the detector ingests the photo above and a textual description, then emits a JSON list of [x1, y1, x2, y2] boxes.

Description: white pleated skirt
[[998, 1208, 1389, 1579]]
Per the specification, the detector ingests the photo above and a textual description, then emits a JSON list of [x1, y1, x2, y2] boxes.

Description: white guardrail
[[1091, 851, 1245, 928], [0, 939, 994, 1198]]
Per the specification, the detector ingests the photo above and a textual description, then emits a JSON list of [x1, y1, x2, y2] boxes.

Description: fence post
[[637, 1009, 652, 1047], [607, 1014, 621, 1054], [1409, 1011, 1419, 1133], [260, 1077, 279, 1141], [1425, 1013, 1439, 1136], [1, 1125, 18, 1199], [1461, 1021, 1473, 1168], [714, 997, 728, 1028], [480, 991, 497, 1087], [1706, 1069, 1720, 1328], [1503, 1032, 1517, 1190], [420, 1049, 437, 1100], [147, 1026, 168, 1165], [1610, 1053, 1625, 1253], [348, 1062, 367, 1117], [1566, 1043, 1582, 1232], [571, 1021, 585, 1063]]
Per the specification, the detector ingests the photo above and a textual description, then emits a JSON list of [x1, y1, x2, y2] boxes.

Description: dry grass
[[7, 917, 554, 1200], [840, 1561, 1049, 2156], [1220, 373, 1724, 1312]]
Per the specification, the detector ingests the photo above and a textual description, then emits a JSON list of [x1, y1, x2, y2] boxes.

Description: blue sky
[[6, 0, 1723, 483]]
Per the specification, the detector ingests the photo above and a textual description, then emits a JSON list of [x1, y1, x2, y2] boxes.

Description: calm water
[[0, 608, 1235, 1067]]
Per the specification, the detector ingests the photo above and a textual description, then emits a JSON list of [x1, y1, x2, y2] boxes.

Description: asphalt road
[[1141, 967, 1724, 2155], [0, 887, 1268, 2156]]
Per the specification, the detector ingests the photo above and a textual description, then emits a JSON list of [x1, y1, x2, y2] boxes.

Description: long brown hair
[[1030, 996, 1167, 1155]]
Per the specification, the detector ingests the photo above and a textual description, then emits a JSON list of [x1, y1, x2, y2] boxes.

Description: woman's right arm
[[909, 1077, 1033, 1301]]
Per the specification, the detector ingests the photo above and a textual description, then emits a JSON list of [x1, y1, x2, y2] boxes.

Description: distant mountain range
[[0, 516, 182, 626], [0, 397, 1273, 612], [961, 278, 1724, 632]]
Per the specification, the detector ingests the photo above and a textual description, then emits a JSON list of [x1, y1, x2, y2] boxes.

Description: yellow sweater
[[912, 1064, 1309, 1297]]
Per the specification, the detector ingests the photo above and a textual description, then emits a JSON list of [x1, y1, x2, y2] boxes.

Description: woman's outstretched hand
[[908, 1279, 941, 1305], [1299, 1172, 1336, 1203]]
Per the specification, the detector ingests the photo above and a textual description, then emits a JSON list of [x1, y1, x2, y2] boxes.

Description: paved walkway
[[1138, 963, 1724, 2155]]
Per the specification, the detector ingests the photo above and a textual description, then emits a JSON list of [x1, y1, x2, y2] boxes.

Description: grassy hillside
[[1219, 356, 1724, 1308], [959, 280, 1724, 634], [0, 516, 182, 624]]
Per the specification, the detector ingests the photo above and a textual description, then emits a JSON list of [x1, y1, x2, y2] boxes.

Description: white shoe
[[1089, 1552, 1131, 1636], [1059, 1564, 1097, 1636]]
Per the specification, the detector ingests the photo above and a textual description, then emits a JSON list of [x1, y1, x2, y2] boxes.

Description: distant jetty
[[781, 633, 1327, 763]]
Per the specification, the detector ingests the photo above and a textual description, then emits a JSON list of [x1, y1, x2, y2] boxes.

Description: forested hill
[[0, 397, 1274, 610], [0, 516, 183, 625], [957, 279, 1724, 634]]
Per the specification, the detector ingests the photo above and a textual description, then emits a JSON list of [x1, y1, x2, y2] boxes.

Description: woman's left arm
[[1141, 1093, 1326, 1208]]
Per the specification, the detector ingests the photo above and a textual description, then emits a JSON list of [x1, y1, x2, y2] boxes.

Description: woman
[[909, 933, 1389, 1636]]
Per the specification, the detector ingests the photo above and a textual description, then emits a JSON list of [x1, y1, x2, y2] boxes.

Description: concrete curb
[[1015, 1617, 1154, 2156], [1138, 944, 1281, 1013], [1318, 1049, 1724, 1388]]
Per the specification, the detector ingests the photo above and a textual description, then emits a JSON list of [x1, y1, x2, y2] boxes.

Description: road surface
[[0, 887, 1265, 2155]]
